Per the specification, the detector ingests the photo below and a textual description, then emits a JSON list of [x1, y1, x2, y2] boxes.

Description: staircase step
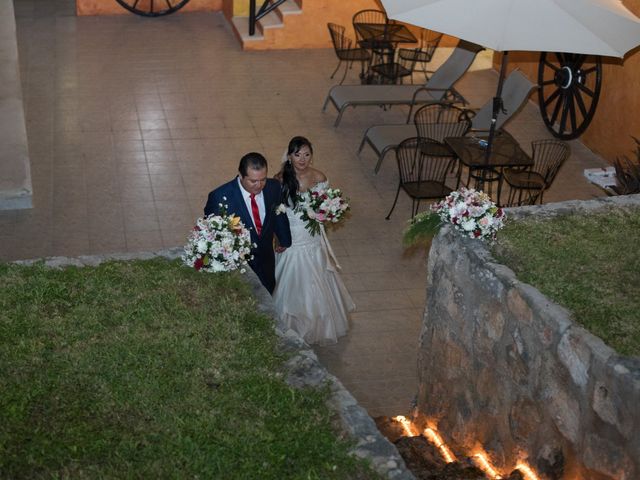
[[231, 16, 264, 42], [278, 1, 302, 15], [259, 11, 283, 29]]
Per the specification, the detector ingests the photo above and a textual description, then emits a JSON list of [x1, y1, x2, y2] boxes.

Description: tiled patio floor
[[3, 1, 608, 416]]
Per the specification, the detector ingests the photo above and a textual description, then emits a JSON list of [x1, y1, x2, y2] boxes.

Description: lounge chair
[[322, 40, 483, 127], [359, 70, 536, 173]]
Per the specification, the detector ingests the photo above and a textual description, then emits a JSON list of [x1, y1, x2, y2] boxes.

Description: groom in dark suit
[[204, 152, 292, 294]]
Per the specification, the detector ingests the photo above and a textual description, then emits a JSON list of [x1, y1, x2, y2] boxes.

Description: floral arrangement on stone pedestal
[[404, 187, 506, 245]]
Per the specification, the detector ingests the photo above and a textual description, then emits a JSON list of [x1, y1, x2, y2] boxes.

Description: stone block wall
[[415, 194, 640, 479]]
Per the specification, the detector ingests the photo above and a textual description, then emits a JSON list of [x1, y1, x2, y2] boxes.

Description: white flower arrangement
[[295, 184, 350, 236], [182, 207, 254, 273], [404, 187, 505, 245]]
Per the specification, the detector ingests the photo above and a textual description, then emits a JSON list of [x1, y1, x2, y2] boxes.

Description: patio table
[[354, 23, 417, 83], [446, 131, 533, 206]]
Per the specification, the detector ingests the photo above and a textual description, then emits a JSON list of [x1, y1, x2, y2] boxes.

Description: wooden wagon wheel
[[537, 52, 602, 140], [115, 0, 191, 16]]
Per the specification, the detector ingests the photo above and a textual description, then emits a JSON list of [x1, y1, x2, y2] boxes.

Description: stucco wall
[[415, 195, 640, 479]]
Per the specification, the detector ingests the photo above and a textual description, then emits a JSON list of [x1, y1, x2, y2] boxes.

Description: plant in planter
[[404, 187, 505, 246], [613, 136, 640, 194]]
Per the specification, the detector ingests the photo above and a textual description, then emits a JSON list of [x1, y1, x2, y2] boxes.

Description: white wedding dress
[[273, 182, 355, 346]]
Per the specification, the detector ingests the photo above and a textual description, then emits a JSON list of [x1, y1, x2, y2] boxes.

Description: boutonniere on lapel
[[275, 203, 287, 216]]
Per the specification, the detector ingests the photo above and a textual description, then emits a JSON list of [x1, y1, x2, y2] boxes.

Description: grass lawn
[[493, 207, 640, 357], [0, 258, 376, 479]]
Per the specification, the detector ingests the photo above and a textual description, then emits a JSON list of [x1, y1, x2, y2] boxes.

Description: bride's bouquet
[[182, 209, 254, 273], [295, 184, 350, 236]]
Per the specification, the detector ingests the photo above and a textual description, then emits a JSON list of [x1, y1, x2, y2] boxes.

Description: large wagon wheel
[[115, 0, 191, 16], [537, 52, 602, 140]]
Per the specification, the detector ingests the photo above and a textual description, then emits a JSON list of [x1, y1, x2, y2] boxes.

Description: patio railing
[[249, 0, 289, 36]]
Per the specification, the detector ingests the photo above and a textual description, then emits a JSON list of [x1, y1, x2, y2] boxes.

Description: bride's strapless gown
[[273, 198, 355, 346]]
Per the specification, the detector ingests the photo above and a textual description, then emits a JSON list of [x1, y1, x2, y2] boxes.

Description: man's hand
[[274, 246, 287, 253]]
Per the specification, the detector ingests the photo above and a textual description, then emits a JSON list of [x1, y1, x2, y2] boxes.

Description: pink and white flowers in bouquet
[[432, 187, 505, 240], [295, 184, 350, 236], [404, 187, 505, 245], [182, 211, 254, 273]]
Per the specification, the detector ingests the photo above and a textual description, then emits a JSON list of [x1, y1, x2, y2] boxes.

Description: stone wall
[[415, 195, 640, 480]]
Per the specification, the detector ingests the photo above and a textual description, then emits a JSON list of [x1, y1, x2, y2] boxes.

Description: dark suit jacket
[[204, 178, 291, 294]]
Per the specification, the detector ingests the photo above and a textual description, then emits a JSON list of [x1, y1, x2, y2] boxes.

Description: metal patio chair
[[503, 139, 570, 205], [397, 30, 443, 83], [386, 136, 458, 219], [327, 23, 372, 85], [352, 10, 389, 47], [370, 53, 418, 85]]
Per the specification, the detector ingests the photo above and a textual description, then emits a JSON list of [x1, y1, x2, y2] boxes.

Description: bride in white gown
[[273, 136, 355, 346]]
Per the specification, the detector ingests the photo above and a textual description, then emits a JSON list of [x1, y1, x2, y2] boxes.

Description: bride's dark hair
[[281, 136, 313, 207]]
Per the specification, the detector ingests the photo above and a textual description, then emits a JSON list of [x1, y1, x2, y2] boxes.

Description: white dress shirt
[[237, 177, 265, 230]]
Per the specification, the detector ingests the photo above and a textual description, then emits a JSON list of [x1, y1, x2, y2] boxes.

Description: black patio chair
[[386, 135, 460, 220], [352, 9, 389, 46], [352, 9, 391, 65], [397, 30, 443, 83], [503, 139, 570, 205], [371, 53, 417, 84], [327, 23, 372, 85]]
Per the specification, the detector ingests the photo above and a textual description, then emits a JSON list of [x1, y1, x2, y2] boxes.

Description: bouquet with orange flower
[[182, 205, 254, 273]]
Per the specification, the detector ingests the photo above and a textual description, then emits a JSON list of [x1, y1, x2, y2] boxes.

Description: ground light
[[392, 416, 541, 480]]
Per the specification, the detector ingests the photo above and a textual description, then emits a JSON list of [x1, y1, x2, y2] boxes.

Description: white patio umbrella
[[380, 0, 640, 157]]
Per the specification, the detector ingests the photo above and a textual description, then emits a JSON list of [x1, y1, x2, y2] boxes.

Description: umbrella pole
[[485, 51, 509, 162], [478, 51, 509, 200]]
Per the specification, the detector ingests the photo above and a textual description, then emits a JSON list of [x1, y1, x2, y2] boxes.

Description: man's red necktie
[[250, 193, 262, 236]]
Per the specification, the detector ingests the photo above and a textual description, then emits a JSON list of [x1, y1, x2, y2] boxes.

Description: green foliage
[[0, 259, 377, 479], [403, 212, 442, 246], [492, 208, 640, 356], [613, 136, 640, 194]]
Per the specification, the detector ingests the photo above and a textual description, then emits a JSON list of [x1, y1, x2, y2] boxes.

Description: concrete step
[[278, 0, 302, 15], [231, 16, 264, 42], [259, 11, 283, 30]]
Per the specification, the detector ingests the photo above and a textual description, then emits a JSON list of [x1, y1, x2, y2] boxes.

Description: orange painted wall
[[495, 0, 640, 164], [77, 0, 221, 16]]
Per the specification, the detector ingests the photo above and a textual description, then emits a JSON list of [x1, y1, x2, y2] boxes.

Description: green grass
[[492, 208, 640, 356], [0, 259, 375, 479]]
